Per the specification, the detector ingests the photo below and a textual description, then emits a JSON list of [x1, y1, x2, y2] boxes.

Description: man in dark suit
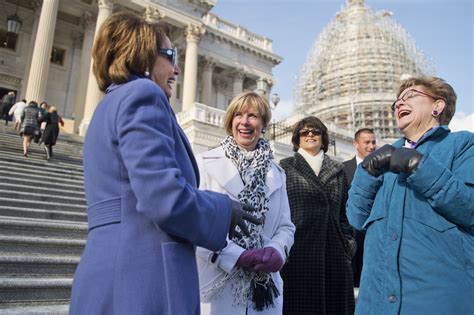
[[343, 128, 376, 288]]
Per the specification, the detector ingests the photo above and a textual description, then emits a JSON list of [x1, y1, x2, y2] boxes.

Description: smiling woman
[[347, 76, 474, 314], [279, 116, 356, 314], [196, 91, 295, 314]]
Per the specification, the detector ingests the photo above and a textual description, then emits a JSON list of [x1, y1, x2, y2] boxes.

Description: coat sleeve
[[195, 153, 245, 273], [116, 82, 231, 251], [265, 170, 295, 261], [338, 172, 356, 256], [346, 165, 384, 230], [408, 135, 474, 232]]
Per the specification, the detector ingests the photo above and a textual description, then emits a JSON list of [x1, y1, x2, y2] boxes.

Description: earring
[[261, 127, 267, 134], [144, 70, 150, 77], [432, 110, 439, 117]]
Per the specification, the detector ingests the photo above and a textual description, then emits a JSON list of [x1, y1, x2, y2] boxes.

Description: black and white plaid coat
[[280, 153, 355, 315]]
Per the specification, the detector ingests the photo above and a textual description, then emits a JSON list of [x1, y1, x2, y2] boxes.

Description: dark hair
[[397, 76, 456, 125], [354, 128, 375, 141], [92, 12, 169, 92], [291, 116, 329, 153]]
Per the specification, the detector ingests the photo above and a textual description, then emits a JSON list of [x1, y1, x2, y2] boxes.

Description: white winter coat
[[196, 146, 295, 315]]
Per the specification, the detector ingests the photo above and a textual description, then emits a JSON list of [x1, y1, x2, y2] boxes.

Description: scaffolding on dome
[[294, 0, 435, 139]]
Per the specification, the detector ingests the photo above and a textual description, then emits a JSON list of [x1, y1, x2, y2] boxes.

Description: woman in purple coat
[[69, 12, 259, 314]]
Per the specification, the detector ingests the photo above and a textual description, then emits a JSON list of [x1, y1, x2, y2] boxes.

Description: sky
[[211, 0, 474, 132]]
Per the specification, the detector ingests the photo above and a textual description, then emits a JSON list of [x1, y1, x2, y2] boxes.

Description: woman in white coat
[[196, 91, 295, 314]]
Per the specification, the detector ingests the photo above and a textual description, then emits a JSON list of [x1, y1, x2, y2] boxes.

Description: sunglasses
[[158, 48, 178, 67], [298, 128, 322, 137]]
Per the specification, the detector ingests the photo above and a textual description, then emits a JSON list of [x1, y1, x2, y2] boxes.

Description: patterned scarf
[[219, 135, 279, 311]]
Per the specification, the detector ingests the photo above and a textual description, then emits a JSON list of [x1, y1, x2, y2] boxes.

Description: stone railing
[[176, 102, 225, 127], [202, 13, 273, 52]]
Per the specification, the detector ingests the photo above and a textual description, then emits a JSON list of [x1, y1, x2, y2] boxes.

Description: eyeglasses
[[391, 88, 441, 112], [298, 128, 322, 137], [158, 48, 178, 67]]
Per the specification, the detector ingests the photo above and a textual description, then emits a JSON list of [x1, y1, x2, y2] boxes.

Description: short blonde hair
[[222, 91, 272, 135], [397, 76, 457, 125], [49, 106, 57, 113], [92, 12, 168, 92]]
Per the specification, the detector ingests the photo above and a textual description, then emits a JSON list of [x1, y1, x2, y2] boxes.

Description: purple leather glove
[[252, 247, 285, 273], [235, 249, 260, 268]]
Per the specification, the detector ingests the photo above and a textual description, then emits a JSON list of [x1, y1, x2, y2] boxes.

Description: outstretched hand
[[229, 200, 262, 239]]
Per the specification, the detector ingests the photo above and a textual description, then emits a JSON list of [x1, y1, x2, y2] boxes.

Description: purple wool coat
[[69, 76, 231, 314]]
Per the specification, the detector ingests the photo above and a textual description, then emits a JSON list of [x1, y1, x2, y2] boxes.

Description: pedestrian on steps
[[40, 106, 62, 160], [19, 101, 40, 157]]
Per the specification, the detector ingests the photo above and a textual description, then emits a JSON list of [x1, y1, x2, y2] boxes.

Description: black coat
[[280, 153, 355, 314], [41, 112, 60, 145], [343, 157, 365, 288]]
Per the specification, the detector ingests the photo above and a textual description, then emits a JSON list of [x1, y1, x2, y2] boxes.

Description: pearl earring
[[261, 127, 267, 134], [144, 70, 150, 77]]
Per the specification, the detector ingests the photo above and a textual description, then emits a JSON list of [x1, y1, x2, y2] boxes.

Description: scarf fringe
[[251, 277, 280, 311]]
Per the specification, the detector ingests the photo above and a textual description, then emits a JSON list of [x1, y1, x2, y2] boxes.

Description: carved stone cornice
[[231, 68, 246, 81], [80, 11, 95, 31], [98, 0, 115, 10], [184, 24, 205, 43], [201, 57, 216, 71], [144, 5, 163, 22], [0, 73, 21, 86]]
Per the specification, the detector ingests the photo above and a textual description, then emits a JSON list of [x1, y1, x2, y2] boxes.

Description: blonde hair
[[397, 76, 457, 125], [92, 12, 168, 92], [222, 91, 272, 135], [49, 106, 57, 113]]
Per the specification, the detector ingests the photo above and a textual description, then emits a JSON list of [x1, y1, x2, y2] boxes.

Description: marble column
[[182, 24, 204, 111], [20, 0, 42, 100], [63, 33, 83, 118], [79, 0, 114, 136], [201, 57, 215, 106], [25, 0, 59, 103], [232, 68, 245, 97], [73, 11, 95, 133]]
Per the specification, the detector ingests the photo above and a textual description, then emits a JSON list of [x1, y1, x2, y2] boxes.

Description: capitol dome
[[295, 0, 435, 139]]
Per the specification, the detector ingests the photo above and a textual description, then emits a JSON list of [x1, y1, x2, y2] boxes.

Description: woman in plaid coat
[[280, 116, 355, 314]]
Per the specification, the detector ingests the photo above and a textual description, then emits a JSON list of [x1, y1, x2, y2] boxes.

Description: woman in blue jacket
[[347, 76, 474, 314], [69, 12, 259, 314]]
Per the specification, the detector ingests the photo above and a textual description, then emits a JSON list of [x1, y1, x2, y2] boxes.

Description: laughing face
[[151, 36, 180, 98], [393, 85, 444, 141], [231, 104, 264, 151]]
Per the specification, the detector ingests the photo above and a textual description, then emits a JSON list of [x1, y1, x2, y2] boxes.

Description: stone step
[[0, 164, 83, 182], [0, 159, 83, 177], [0, 182, 84, 199], [0, 277, 71, 305], [0, 190, 86, 206], [0, 303, 69, 314], [0, 206, 87, 222], [0, 254, 79, 277], [0, 216, 87, 239], [0, 171, 83, 188], [0, 177, 84, 192], [0, 197, 85, 213], [0, 144, 83, 161], [0, 235, 85, 256]]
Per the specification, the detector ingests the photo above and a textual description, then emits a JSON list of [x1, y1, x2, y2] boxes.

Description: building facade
[[0, 0, 281, 153]]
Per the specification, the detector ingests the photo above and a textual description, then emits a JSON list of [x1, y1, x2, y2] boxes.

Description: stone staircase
[[0, 124, 87, 314]]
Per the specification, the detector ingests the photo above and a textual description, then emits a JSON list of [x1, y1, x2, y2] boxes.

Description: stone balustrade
[[202, 13, 273, 52], [176, 102, 225, 127]]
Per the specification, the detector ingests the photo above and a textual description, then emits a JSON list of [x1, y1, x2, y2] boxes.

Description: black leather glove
[[229, 200, 261, 239], [361, 144, 395, 177], [390, 147, 423, 174]]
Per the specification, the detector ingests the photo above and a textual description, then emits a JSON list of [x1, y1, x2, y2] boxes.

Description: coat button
[[391, 233, 398, 240], [389, 294, 397, 302]]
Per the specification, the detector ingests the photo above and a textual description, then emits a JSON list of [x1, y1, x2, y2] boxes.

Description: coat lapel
[[202, 147, 282, 199]]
